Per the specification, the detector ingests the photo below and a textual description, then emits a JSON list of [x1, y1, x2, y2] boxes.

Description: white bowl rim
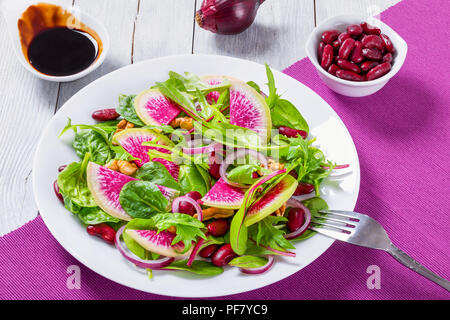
[[306, 13, 408, 87]]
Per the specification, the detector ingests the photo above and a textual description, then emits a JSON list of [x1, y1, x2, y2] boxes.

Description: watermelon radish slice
[[86, 162, 179, 221], [199, 178, 245, 209], [125, 229, 191, 257], [244, 175, 298, 226], [134, 89, 181, 125], [202, 76, 272, 142], [114, 128, 180, 181]]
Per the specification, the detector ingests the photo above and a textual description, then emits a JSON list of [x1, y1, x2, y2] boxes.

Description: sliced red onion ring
[[187, 238, 205, 267], [219, 149, 269, 188], [182, 142, 221, 154], [284, 198, 312, 240], [321, 164, 350, 170], [260, 244, 296, 257], [172, 195, 203, 221], [240, 256, 274, 274], [115, 226, 174, 269]]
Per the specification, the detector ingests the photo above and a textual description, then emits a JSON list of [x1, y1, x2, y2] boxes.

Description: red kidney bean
[[336, 69, 364, 81], [338, 38, 356, 59], [208, 151, 221, 179], [91, 108, 120, 121], [382, 52, 393, 63], [321, 30, 340, 44], [199, 244, 219, 258], [380, 34, 395, 52], [287, 207, 306, 232], [211, 244, 237, 267], [288, 170, 298, 180], [362, 48, 383, 60], [366, 62, 391, 80], [361, 35, 383, 50], [350, 41, 364, 64], [293, 182, 315, 196], [327, 64, 340, 76], [337, 59, 361, 74], [320, 44, 334, 69], [58, 164, 67, 172], [207, 219, 230, 237], [279, 126, 307, 139], [87, 224, 116, 245], [347, 24, 363, 36], [360, 22, 381, 35], [318, 41, 325, 61], [360, 61, 379, 72], [179, 191, 202, 216], [332, 40, 340, 51], [53, 180, 64, 203]]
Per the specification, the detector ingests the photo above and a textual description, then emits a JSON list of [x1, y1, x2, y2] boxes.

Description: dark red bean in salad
[[212, 244, 237, 267], [366, 62, 391, 80], [58, 164, 67, 172], [360, 61, 379, 72], [321, 30, 340, 44], [53, 180, 64, 203], [361, 35, 384, 50], [347, 24, 363, 36], [179, 191, 202, 216], [91, 108, 120, 121], [380, 34, 395, 52], [360, 22, 381, 35], [293, 182, 315, 196], [199, 244, 219, 258], [287, 207, 306, 232], [279, 126, 307, 139], [336, 59, 361, 74], [327, 64, 340, 76], [320, 44, 334, 69], [318, 41, 325, 61], [362, 48, 383, 60], [338, 38, 356, 60], [336, 69, 364, 81], [332, 40, 341, 50], [288, 170, 298, 180], [350, 41, 364, 64], [382, 52, 393, 64], [207, 219, 230, 237], [86, 224, 116, 245]]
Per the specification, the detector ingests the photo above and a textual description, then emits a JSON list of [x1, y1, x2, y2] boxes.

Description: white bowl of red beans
[[306, 14, 407, 97]]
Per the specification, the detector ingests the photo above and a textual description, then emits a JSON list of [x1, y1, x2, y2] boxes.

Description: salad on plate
[[54, 65, 349, 277]]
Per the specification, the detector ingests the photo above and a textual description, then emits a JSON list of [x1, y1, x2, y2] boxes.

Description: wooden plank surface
[[0, 0, 402, 235]]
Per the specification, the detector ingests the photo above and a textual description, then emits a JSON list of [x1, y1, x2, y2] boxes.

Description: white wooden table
[[0, 0, 400, 236]]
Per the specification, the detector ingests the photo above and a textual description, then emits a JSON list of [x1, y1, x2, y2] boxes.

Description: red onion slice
[[284, 198, 312, 240], [172, 195, 203, 221], [182, 142, 221, 154], [219, 149, 268, 188], [321, 164, 350, 170], [187, 238, 205, 267], [260, 244, 296, 257], [240, 256, 274, 274], [115, 226, 174, 269]]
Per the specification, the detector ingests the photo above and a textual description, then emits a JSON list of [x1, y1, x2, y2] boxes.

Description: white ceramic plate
[[33, 54, 360, 297]]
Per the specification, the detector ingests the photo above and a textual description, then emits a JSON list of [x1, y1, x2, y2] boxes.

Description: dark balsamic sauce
[[27, 27, 98, 76]]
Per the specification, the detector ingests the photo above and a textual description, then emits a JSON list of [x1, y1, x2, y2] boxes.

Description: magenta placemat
[[1, 0, 449, 300]]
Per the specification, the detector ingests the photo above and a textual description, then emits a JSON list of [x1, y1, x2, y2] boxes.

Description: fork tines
[[310, 210, 360, 236]]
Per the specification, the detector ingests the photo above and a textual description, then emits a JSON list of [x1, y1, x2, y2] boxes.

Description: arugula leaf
[[150, 213, 206, 253], [135, 161, 181, 191], [116, 94, 145, 126], [119, 181, 168, 219], [246, 81, 261, 93], [163, 259, 223, 276], [249, 216, 295, 252], [264, 63, 280, 109], [57, 154, 96, 207], [178, 164, 209, 196], [229, 255, 268, 269]]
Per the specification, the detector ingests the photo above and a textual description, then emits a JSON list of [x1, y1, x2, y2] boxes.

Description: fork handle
[[387, 243, 450, 291]]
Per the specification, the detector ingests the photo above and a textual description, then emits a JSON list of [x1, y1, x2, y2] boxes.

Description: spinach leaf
[[178, 164, 208, 196], [271, 99, 309, 133], [73, 130, 112, 165], [119, 181, 168, 219], [227, 164, 269, 185], [229, 255, 268, 269], [163, 259, 223, 276], [122, 218, 156, 259], [77, 207, 120, 225], [57, 154, 96, 207], [116, 94, 145, 126], [135, 161, 181, 191]]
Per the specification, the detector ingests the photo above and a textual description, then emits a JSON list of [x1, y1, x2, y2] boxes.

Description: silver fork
[[310, 209, 450, 291]]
